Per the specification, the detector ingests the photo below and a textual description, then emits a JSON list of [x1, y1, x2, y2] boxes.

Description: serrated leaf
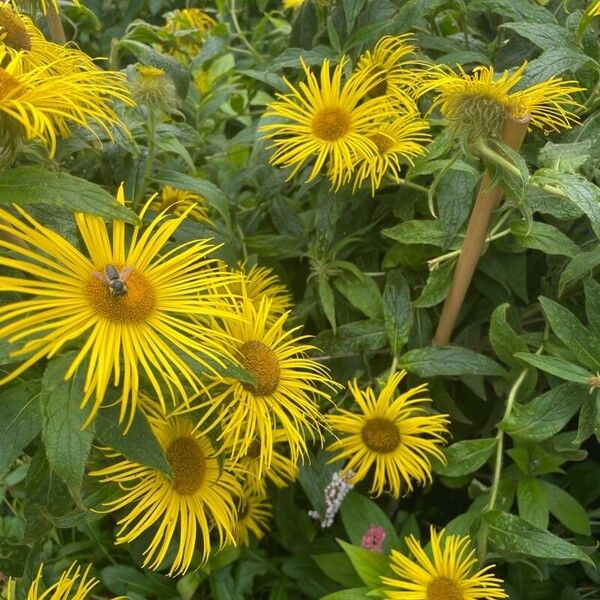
[[399, 346, 505, 377], [0, 167, 137, 224], [540, 481, 591, 535], [501, 22, 574, 50], [517, 478, 549, 529], [559, 246, 600, 296], [334, 272, 383, 321], [501, 382, 587, 442], [337, 540, 391, 589], [484, 510, 593, 565], [436, 168, 477, 248], [489, 304, 529, 368], [413, 261, 454, 308], [382, 220, 444, 247], [41, 354, 93, 495], [340, 491, 399, 554], [315, 320, 387, 354], [94, 404, 171, 475], [520, 48, 593, 87], [318, 277, 337, 332], [434, 438, 496, 477], [511, 221, 579, 257], [0, 382, 42, 478], [538, 140, 591, 173], [514, 353, 592, 384], [382, 270, 412, 357]]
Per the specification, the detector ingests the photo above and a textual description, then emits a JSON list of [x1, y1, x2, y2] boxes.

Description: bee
[[93, 265, 134, 297]]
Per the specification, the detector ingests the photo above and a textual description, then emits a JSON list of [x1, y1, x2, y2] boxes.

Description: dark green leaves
[[0, 167, 137, 223], [382, 271, 412, 358], [434, 439, 496, 477], [399, 346, 505, 377]]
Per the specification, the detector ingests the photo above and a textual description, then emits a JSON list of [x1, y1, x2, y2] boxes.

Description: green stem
[[135, 111, 157, 209], [229, 0, 262, 61], [477, 140, 522, 179], [398, 178, 429, 194]]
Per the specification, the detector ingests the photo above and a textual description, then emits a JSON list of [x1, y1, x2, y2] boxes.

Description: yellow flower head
[[261, 57, 397, 190], [586, 0, 600, 17], [5, 562, 98, 600], [327, 371, 449, 498], [0, 49, 133, 157], [0, 186, 237, 428], [352, 114, 430, 196], [162, 8, 215, 59], [195, 295, 338, 472], [283, 0, 306, 9], [91, 405, 243, 575], [354, 35, 421, 106], [381, 526, 508, 600], [239, 430, 299, 494], [234, 486, 272, 547], [151, 185, 212, 224], [421, 62, 582, 139], [130, 63, 179, 113]]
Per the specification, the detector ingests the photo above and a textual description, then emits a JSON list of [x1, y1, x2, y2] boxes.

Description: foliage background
[[1, 0, 600, 598]]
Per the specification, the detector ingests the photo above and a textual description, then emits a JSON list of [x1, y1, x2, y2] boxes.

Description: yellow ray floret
[[586, 1, 600, 17], [421, 62, 583, 135], [91, 405, 243, 575], [234, 486, 272, 547], [162, 8, 215, 59], [194, 295, 338, 472], [6, 562, 98, 600], [327, 371, 449, 498], [381, 526, 507, 599], [151, 185, 213, 224], [283, 0, 306, 9], [351, 114, 430, 196], [0, 49, 133, 156], [0, 186, 237, 428], [261, 57, 397, 190]]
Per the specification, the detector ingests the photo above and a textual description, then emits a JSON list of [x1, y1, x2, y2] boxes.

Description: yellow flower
[[0, 49, 133, 157], [261, 57, 396, 190], [381, 527, 508, 600], [197, 295, 338, 471], [283, 0, 306, 8], [326, 371, 449, 498], [0, 186, 236, 428], [352, 114, 430, 196], [130, 64, 179, 113], [234, 486, 272, 547], [239, 430, 299, 494], [151, 185, 212, 224], [586, 0, 600, 17], [421, 63, 582, 137], [5, 562, 98, 600], [354, 35, 421, 105], [162, 8, 215, 59], [90, 405, 242, 575]]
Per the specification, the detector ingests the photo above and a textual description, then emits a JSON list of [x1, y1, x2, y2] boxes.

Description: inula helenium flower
[[327, 371, 449, 498], [381, 527, 508, 599]]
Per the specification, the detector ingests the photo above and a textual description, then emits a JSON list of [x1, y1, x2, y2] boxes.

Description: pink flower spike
[[361, 524, 386, 553]]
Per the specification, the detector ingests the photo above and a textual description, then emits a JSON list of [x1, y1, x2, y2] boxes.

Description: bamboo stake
[[432, 115, 530, 346], [46, 8, 67, 44]]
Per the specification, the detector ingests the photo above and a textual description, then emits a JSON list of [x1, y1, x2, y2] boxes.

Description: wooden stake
[[46, 8, 67, 44], [432, 115, 530, 346]]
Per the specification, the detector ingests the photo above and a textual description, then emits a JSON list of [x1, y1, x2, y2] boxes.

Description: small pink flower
[[361, 524, 386, 553]]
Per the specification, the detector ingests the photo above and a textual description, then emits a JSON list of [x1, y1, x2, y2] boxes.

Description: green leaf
[[539, 296, 600, 371], [538, 140, 591, 173], [510, 221, 579, 257], [315, 320, 387, 354], [342, 0, 366, 32], [533, 171, 600, 239], [153, 170, 231, 229], [435, 168, 477, 248], [559, 246, 600, 296], [520, 48, 593, 86], [381, 220, 444, 247], [334, 272, 383, 321], [585, 278, 600, 336], [382, 271, 412, 357], [484, 510, 593, 565], [514, 353, 592, 385], [0, 167, 137, 224], [413, 260, 454, 309], [434, 438, 496, 477], [501, 22, 574, 50], [340, 491, 399, 554], [94, 404, 171, 475], [320, 589, 371, 600], [501, 383, 587, 442], [489, 304, 529, 368], [540, 481, 591, 536], [0, 540, 30, 577], [311, 552, 363, 588], [399, 346, 505, 377], [318, 277, 337, 332], [517, 478, 549, 529], [337, 539, 391, 589], [0, 381, 42, 478], [297, 450, 342, 520], [41, 354, 94, 495]]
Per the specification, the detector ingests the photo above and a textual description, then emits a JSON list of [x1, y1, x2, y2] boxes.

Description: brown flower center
[[0, 8, 31, 51], [361, 417, 400, 453], [0, 69, 22, 99], [86, 267, 156, 323], [312, 106, 351, 142], [427, 578, 463, 600], [240, 340, 280, 396], [166, 437, 206, 496], [370, 132, 394, 155]]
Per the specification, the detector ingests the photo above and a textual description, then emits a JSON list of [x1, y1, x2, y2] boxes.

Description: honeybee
[[93, 264, 134, 297]]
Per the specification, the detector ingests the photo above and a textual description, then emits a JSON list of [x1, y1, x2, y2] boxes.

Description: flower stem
[[432, 116, 530, 346]]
